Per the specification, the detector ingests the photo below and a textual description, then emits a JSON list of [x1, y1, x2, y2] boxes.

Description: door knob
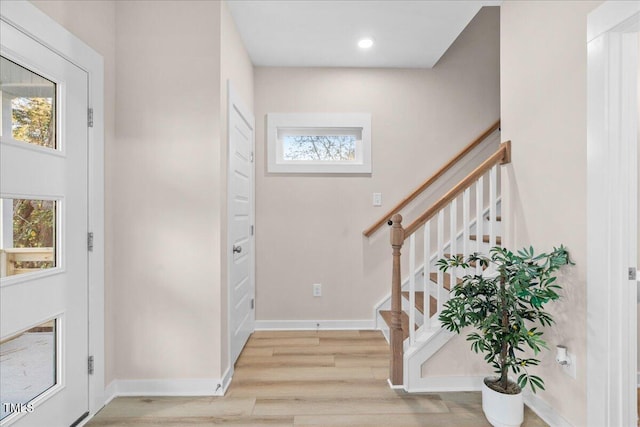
[[233, 245, 242, 254]]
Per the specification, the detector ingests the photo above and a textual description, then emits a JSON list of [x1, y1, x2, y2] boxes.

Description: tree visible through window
[[267, 113, 371, 173], [13, 200, 55, 250], [11, 97, 55, 149], [283, 135, 356, 161]]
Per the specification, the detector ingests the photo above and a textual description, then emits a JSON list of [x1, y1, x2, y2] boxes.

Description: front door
[[0, 20, 89, 427], [228, 84, 255, 366]]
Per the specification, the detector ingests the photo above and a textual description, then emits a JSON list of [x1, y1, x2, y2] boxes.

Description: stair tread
[[401, 291, 437, 315], [380, 310, 416, 340], [469, 235, 502, 245], [428, 272, 461, 290]]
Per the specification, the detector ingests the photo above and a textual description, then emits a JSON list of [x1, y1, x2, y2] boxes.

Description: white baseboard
[[387, 379, 405, 389], [254, 319, 375, 330], [404, 375, 485, 392], [220, 366, 234, 395], [103, 377, 230, 399], [104, 380, 118, 406], [523, 390, 573, 427]]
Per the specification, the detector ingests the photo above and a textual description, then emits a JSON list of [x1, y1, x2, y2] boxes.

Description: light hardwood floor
[[87, 330, 548, 426]]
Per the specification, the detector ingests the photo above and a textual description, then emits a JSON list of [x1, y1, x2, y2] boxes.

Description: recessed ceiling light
[[358, 38, 374, 49]]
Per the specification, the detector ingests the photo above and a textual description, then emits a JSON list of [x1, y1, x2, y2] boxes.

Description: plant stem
[[500, 275, 509, 391]]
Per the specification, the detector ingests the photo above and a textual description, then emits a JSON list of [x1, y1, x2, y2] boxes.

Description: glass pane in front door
[[0, 56, 56, 150], [1, 198, 57, 278], [0, 319, 57, 420]]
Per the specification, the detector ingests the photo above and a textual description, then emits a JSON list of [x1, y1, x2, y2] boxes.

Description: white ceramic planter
[[482, 378, 524, 427]]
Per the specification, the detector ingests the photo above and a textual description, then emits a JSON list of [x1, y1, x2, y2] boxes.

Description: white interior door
[[0, 20, 89, 427], [228, 83, 255, 366], [587, 4, 639, 426]]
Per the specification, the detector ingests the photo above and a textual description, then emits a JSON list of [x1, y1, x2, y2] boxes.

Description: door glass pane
[[0, 56, 56, 149], [0, 319, 57, 420], [0, 199, 56, 278]]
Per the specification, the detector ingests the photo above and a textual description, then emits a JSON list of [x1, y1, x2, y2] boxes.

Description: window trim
[[267, 113, 371, 174]]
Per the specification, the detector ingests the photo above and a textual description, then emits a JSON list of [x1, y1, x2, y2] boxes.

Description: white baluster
[[409, 233, 416, 345], [463, 187, 470, 262], [489, 165, 497, 249], [437, 210, 444, 314], [423, 220, 430, 329], [449, 198, 457, 294], [476, 176, 484, 274]]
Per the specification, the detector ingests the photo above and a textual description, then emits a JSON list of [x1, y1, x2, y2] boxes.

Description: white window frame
[[267, 113, 371, 174]]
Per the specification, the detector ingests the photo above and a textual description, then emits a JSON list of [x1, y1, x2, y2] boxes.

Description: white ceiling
[[226, 1, 501, 69]]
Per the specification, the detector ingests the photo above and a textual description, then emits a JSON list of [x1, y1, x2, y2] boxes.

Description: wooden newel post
[[389, 214, 404, 386]]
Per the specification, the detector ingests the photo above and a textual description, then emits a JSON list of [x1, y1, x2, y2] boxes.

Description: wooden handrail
[[403, 141, 511, 238], [363, 120, 500, 237]]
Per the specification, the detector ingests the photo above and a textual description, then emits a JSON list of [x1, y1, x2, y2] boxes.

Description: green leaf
[[437, 243, 572, 393]]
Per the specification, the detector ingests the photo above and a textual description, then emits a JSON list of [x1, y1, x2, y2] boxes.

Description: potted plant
[[437, 245, 572, 427]]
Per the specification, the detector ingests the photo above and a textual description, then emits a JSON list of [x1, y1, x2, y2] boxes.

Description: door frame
[[226, 81, 255, 378], [587, 2, 640, 426], [0, 1, 105, 418]]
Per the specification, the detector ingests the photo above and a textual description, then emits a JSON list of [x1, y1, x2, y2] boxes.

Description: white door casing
[[227, 82, 255, 367], [587, 2, 640, 426], [0, 22, 88, 427]]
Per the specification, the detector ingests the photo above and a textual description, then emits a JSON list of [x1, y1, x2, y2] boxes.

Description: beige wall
[[500, 1, 601, 425], [253, 7, 500, 323], [31, 0, 117, 384], [113, 0, 253, 380], [113, 0, 223, 379]]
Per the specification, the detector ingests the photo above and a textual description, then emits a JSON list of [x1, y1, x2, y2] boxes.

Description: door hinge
[[88, 108, 94, 128], [629, 267, 637, 280], [88, 355, 94, 375], [250, 225, 254, 236], [250, 152, 254, 163], [250, 298, 255, 310], [87, 232, 94, 252]]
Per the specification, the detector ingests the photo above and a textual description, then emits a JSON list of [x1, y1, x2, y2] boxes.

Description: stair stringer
[[403, 266, 502, 392], [403, 326, 474, 392]]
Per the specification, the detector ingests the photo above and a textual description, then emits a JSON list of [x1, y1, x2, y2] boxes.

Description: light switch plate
[[373, 193, 382, 207], [313, 283, 322, 297]]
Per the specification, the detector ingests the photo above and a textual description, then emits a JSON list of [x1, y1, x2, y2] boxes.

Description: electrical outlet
[[373, 192, 382, 207], [313, 283, 322, 297], [561, 351, 577, 379]]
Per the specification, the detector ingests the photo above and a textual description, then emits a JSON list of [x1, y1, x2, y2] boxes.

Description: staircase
[[377, 209, 501, 338], [364, 120, 510, 390]]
